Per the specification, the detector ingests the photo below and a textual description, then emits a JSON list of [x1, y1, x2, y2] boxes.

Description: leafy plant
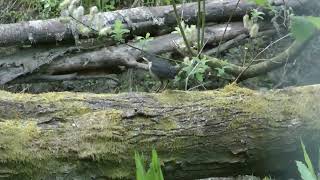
[[169, 0, 206, 56], [40, 0, 61, 18], [81, 0, 118, 11], [176, 56, 210, 90], [296, 140, 319, 180], [172, 21, 197, 49], [247, 0, 273, 9], [250, 9, 265, 22], [136, 32, 154, 50], [290, 16, 319, 42], [215, 65, 231, 78], [111, 19, 130, 43], [135, 149, 164, 180], [247, 0, 270, 7], [249, 0, 320, 42], [59, 0, 131, 43]]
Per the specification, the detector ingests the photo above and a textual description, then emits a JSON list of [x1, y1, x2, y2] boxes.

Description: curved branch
[[207, 35, 314, 81]]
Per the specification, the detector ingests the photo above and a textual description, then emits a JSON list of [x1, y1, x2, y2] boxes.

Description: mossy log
[[0, 84, 319, 179]]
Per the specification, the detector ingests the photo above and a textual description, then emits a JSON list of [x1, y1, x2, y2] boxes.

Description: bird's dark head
[[141, 54, 177, 80]]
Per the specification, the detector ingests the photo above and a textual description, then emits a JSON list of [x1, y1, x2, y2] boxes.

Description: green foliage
[[172, 22, 197, 40], [246, 0, 275, 12], [215, 65, 231, 78], [306, 16, 320, 29], [135, 152, 146, 180], [290, 16, 317, 42], [136, 33, 154, 50], [176, 56, 210, 90], [39, 0, 61, 18], [247, 0, 270, 7], [135, 149, 164, 180], [172, 21, 197, 51], [296, 140, 318, 180], [163, 0, 171, 5], [243, 9, 264, 38], [59, 1, 130, 43], [296, 161, 317, 180], [301, 140, 317, 179], [2, 0, 61, 22], [250, 9, 265, 22], [144, 0, 195, 6], [111, 20, 130, 43], [81, 0, 119, 11], [80, 0, 196, 10]]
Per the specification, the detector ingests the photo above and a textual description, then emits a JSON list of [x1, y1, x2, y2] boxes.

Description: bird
[[142, 54, 177, 92]]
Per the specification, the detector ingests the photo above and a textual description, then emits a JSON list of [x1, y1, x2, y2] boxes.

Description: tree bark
[[0, 0, 306, 47], [1, 22, 247, 84], [0, 84, 319, 179]]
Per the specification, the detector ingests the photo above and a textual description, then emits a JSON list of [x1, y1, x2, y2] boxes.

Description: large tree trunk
[[0, 84, 319, 179]]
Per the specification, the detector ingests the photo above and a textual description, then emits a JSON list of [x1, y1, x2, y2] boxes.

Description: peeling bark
[[1, 22, 247, 84], [0, 84, 319, 179], [0, 0, 306, 47]]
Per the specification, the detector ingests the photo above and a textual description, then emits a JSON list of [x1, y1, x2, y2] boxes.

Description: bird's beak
[[142, 57, 150, 63]]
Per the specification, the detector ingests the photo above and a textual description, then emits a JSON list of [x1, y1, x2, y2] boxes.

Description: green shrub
[[135, 149, 164, 180], [296, 140, 319, 180]]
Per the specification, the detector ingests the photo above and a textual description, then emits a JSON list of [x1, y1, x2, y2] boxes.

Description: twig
[[185, 61, 200, 90], [69, 15, 99, 33], [200, 0, 206, 49], [197, 38, 209, 58], [233, 33, 291, 82], [205, 34, 248, 56], [205, 30, 276, 56], [188, 82, 210, 91], [172, 1, 196, 57], [216, 0, 241, 57], [124, 43, 179, 63], [131, 0, 141, 7], [197, 0, 201, 54]]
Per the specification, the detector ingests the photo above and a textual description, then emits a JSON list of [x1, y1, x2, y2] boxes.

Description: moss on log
[[0, 84, 319, 179]]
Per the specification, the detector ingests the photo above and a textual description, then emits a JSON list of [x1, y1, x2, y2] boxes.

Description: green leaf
[[215, 67, 225, 77], [152, 149, 164, 180], [44, 3, 50, 8], [296, 161, 317, 180], [306, 16, 320, 29], [163, 0, 171, 4], [145, 149, 164, 180], [301, 140, 317, 178], [195, 73, 204, 82], [291, 16, 316, 42], [135, 152, 146, 180], [247, 0, 269, 6]]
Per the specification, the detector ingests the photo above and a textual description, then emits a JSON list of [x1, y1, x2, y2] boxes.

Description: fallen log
[[1, 22, 248, 84], [0, 0, 305, 47], [0, 84, 319, 179]]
